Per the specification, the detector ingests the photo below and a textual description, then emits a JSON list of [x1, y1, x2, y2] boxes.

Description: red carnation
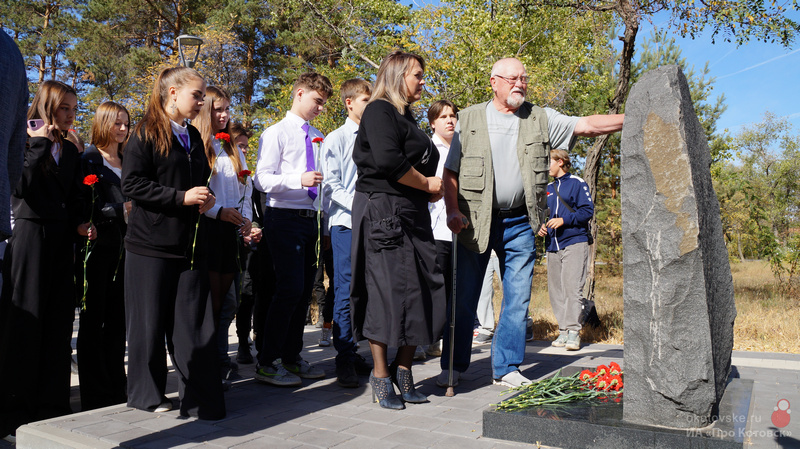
[[609, 362, 621, 376], [595, 365, 609, 377], [609, 375, 623, 391], [238, 169, 252, 178], [595, 375, 611, 391], [215, 132, 231, 143], [579, 370, 596, 382], [312, 137, 323, 143], [83, 174, 99, 186]]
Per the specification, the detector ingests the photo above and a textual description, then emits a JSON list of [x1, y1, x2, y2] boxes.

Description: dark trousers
[[124, 252, 225, 420], [313, 245, 335, 323], [77, 243, 127, 410], [435, 239, 453, 325], [257, 207, 317, 367], [0, 219, 74, 436]]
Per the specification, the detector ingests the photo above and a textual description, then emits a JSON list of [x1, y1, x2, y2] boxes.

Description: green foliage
[[714, 112, 800, 290]]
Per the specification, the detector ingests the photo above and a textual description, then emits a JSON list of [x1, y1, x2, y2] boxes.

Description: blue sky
[[643, 15, 800, 136]]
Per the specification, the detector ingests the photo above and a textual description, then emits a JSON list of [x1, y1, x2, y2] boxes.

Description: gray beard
[[507, 93, 525, 108]]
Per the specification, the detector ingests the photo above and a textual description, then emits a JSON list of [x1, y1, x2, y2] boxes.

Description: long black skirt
[[350, 191, 446, 347], [0, 218, 75, 436]]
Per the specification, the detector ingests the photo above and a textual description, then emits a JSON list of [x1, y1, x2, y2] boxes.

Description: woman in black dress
[[351, 51, 446, 410], [77, 101, 130, 410], [0, 80, 95, 437]]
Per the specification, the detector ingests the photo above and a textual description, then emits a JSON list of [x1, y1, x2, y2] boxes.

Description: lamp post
[[176, 34, 203, 68]]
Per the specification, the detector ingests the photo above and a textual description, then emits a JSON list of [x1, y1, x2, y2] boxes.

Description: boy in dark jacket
[[537, 149, 594, 350]]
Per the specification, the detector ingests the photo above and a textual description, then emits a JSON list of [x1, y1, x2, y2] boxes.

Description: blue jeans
[[440, 214, 536, 378], [331, 225, 356, 364]]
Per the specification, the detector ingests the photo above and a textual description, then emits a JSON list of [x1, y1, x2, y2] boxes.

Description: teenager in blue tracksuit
[[537, 149, 594, 351]]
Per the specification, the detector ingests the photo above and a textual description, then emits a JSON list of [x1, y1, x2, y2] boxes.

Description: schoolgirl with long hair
[[121, 66, 225, 419], [76, 101, 130, 410], [0, 80, 95, 437], [192, 87, 252, 322], [192, 86, 252, 382]]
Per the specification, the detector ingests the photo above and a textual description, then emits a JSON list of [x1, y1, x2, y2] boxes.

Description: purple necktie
[[302, 122, 317, 200], [179, 133, 190, 153]]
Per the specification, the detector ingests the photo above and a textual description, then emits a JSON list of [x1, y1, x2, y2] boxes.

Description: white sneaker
[[319, 326, 332, 347], [413, 346, 427, 361], [283, 358, 325, 379], [425, 339, 442, 357], [255, 360, 302, 386], [435, 369, 460, 387], [493, 370, 532, 388], [154, 399, 173, 413]]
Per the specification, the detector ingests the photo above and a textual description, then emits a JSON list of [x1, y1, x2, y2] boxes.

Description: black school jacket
[[81, 145, 127, 248], [12, 136, 84, 229], [121, 125, 211, 258]]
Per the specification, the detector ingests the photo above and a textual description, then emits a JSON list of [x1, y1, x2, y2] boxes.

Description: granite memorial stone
[[620, 65, 737, 429]]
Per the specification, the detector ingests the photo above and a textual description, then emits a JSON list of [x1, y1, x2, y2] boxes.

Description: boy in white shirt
[[323, 78, 373, 388], [253, 72, 332, 387]]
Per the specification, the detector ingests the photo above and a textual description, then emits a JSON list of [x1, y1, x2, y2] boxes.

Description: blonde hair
[[132, 66, 204, 156], [550, 149, 572, 171], [192, 86, 244, 181], [370, 51, 425, 114], [339, 78, 372, 108], [90, 101, 130, 153], [28, 80, 78, 147]]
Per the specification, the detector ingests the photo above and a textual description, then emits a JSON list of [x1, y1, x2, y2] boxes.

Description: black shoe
[[353, 353, 372, 376], [236, 343, 254, 364], [336, 361, 359, 388]]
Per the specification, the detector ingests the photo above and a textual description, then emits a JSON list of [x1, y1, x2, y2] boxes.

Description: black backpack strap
[[554, 183, 575, 213]]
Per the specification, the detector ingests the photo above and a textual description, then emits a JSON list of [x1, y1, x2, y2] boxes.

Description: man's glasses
[[494, 74, 529, 85]]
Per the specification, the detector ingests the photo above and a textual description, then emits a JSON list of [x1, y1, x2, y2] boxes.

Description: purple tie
[[302, 122, 317, 200], [179, 133, 190, 153]]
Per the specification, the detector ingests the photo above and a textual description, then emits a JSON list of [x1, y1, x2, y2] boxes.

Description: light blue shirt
[[323, 117, 359, 229]]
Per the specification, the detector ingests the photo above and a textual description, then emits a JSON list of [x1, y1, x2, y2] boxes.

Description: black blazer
[[81, 145, 127, 248], [121, 125, 211, 258], [12, 136, 84, 229]]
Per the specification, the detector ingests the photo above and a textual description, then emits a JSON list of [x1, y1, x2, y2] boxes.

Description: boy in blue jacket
[[537, 149, 594, 350]]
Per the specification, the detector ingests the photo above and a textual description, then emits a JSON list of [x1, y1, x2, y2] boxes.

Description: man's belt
[[494, 205, 527, 219], [270, 207, 317, 218]]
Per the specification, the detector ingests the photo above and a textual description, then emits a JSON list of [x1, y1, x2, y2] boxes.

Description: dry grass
[[489, 259, 799, 354]]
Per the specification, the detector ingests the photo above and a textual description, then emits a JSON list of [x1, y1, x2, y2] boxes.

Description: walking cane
[[445, 217, 467, 397]]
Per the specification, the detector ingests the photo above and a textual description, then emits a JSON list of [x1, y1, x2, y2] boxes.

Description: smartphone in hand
[[27, 119, 45, 131]]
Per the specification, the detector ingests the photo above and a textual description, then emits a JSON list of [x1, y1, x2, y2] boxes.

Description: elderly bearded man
[[437, 58, 623, 388]]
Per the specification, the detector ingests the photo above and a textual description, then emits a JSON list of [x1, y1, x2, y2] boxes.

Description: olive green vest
[[455, 101, 551, 253]]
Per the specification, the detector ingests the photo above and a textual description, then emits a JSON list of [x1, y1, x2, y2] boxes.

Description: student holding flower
[[193, 86, 252, 384], [121, 67, 224, 419], [0, 80, 95, 438], [77, 101, 131, 410]]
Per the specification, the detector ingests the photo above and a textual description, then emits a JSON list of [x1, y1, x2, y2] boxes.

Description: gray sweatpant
[[547, 242, 588, 332]]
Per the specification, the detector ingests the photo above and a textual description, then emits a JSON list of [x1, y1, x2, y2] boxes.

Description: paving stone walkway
[[5, 318, 800, 448]]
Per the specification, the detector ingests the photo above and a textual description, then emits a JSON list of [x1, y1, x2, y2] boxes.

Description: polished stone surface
[[483, 377, 752, 449]]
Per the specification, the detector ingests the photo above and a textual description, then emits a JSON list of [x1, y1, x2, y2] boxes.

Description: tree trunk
[[584, 0, 639, 301]]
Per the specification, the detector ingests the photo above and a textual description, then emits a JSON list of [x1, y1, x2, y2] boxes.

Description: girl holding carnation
[[192, 86, 252, 325], [0, 80, 95, 438], [192, 87, 252, 383], [76, 101, 131, 410], [121, 66, 224, 419]]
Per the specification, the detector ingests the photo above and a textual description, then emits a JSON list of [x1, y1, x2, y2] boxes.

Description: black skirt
[[206, 218, 244, 274], [350, 191, 446, 347]]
